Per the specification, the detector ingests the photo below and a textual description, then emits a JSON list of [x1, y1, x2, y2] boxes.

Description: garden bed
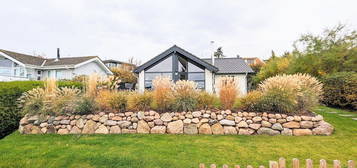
[[19, 110, 333, 136]]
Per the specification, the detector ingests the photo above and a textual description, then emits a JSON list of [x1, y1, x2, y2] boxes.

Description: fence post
[[259, 166, 265, 168], [347, 160, 356, 168], [247, 165, 253, 168], [235, 165, 240, 168], [210, 164, 217, 168], [270, 161, 278, 168], [306, 159, 313, 168], [292, 158, 299, 168], [279, 158, 286, 168], [222, 164, 229, 168], [333, 160, 341, 168], [199, 163, 205, 168], [320, 159, 327, 168], [348, 160, 355, 168]]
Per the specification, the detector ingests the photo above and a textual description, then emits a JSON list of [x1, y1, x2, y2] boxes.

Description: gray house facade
[[134, 45, 254, 95]]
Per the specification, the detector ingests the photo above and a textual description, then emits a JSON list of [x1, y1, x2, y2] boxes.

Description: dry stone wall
[[19, 110, 334, 136]]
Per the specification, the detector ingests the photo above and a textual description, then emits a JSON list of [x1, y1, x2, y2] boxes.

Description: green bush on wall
[[322, 72, 357, 110], [0, 81, 83, 138]]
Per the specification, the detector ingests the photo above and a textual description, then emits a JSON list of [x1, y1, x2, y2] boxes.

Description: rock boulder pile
[[19, 110, 334, 136]]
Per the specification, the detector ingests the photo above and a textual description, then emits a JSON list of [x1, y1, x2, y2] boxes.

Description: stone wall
[[19, 110, 334, 136]]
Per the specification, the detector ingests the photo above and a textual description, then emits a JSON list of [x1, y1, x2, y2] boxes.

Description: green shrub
[[258, 88, 297, 113], [172, 80, 198, 112], [0, 81, 83, 138], [322, 72, 357, 110], [197, 92, 217, 110], [109, 92, 128, 112], [75, 96, 96, 115], [128, 92, 153, 111], [240, 90, 263, 111]]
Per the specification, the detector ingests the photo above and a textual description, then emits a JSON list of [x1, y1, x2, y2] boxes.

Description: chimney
[[56, 48, 60, 61], [210, 41, 215, 65]]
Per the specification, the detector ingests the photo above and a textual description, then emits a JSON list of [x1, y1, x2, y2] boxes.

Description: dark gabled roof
[[0, 49, 45, 66], [103, 59, 135, 66], [0, 49, 98, 67], [134, 45, 219, 73], [202, 58, 254, 74], [44, 56, 97, 66]]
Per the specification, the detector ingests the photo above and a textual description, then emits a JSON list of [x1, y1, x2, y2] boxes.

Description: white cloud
[[0, 0, 356, 63]]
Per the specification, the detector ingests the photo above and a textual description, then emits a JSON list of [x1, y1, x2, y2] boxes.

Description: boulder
[[199, 123, 212, 134], [105, 120, 117, 126], [99, 115, 108, 123], [211, 123, 224, 135], [192, 111, 202, 118], [95, 125, 109, 134], [41, 127, 47, 134], [237, 121, 248, 128], [224, 126, 237, 134], [261, 121, 272, 127], [312, 115, 323, 121], [249, 124, 261, 130], [293, 129, 312, 136], [92, 115, 100, 121], [82, 120, 97, 134], [60, 120, 70, 125], [257, 128, 280, 135], [286, 116, 294, 121], [112, 116, 122, 121], [220, 119, 235, 126], [192, 118, 200, 124], [167, 120, 183, 134], [184, 124, 198, 134], [238, 128, 254, 135], [110, 126, 121, 134], [235, 117, 243, 123], [283, 121, 300, 128], [281, 128, 292, 136], [40, 122, 48, 128], [151, 126, 166, 134], [252, 116, 262, 122], [161, 113, 172, 122], [137, 120, 150, 134], [70, 126, 81, 134], [57, 128, 69, 135], [22, 124, 33, 134], [272, 123, 283, 130], [47, 125, 56, 134], [137, 111, 145, 120], [183, 119, 192, 124], [31, 126, 42, 134], [300, 121, 313, 128], [312, 121, 334, 136], [294, 116, 302, 121], [153, 119, 163, 125], [118, 121, 131, 128], [20, 117, 29, 125], [301, 116, 312, 121], [76, 118, 85, 128]]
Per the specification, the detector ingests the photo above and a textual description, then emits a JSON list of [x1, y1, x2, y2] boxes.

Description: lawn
[[0, 106, 356, 168]]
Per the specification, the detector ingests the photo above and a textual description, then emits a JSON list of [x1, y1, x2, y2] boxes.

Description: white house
[[0, 49, 112, 81], [133, 45, 254, 95]]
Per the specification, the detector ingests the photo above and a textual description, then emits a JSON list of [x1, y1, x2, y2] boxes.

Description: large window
[[144, 54, 205, 89]]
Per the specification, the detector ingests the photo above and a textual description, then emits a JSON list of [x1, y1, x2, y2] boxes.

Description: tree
[[214, 47, 225, 58]]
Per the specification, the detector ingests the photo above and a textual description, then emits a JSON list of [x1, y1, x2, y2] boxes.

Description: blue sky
[[1, 0, 356, 64]]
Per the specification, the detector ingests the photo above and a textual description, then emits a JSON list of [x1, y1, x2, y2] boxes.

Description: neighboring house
[[241, 57, 265, 66], [103, 59, 136, 70], [134, 45, 254, 95], [0, 49, 112, 81]]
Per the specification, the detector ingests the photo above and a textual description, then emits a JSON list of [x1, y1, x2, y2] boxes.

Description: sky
[[1, 0, 356, 64]]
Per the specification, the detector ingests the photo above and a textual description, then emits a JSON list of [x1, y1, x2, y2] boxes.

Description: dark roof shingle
[[203, 58, 254, 74], [0, 49, 45, 66], [0, 49, 97, 67]]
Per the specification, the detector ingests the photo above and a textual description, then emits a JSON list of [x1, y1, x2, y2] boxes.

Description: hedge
[[322, 72, 357, 110], [0, 81, 83, 138]]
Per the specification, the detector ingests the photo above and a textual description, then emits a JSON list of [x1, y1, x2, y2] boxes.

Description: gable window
[[144, 53, 205, 89]]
